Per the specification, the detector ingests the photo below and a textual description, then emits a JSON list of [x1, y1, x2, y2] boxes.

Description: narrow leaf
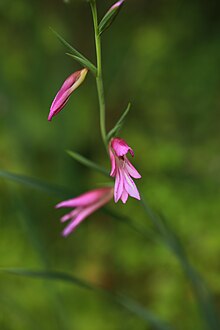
[[50, 28, 96, 74], [141, 196, 220, 330], [107, 102, 131, 140], [117, 294, 173, 330], [103, 207, 155, 242], [66, 53, 97, 75], [0, 268, 173, 330], [67, 150, 109, 177], [0, 268, 94, 291], [0, 170, 71, 197], [99, 0, 125, 35]]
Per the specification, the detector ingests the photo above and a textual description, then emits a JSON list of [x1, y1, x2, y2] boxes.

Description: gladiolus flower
[[56, 187, 113, 236], [48, 68, 88, 121], [109, 137, 141, 203]]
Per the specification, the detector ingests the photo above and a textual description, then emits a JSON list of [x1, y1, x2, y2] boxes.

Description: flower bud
[[99, 0, 125, 35], [48, 68, 88, 121]]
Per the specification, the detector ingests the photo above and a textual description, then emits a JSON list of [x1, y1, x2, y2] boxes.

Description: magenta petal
[[121, 190, 128, 204], [109, 148, 116, 177], [60, 208, 82, 223], [62, 206, 95, 236], [62, 212, 87, 236], [111, 138, 134, 157], [123, 170, 141, 200], [62, 189, 113, 236], [48, 72, 80, 121], [125, 157, 141, 179], [62, 211, 88, 236], [61, 71, 81, 90], [48, 92, 71, 121], [114, 169, 123, 203], [56, 188, 111, 209], [48, 69, 88, 121]]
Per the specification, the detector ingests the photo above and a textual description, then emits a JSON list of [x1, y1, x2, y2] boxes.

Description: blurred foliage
[[0, 0, 220, 329]]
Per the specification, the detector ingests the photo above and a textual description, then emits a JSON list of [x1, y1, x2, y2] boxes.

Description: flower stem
[[90, 0, 107, 150]]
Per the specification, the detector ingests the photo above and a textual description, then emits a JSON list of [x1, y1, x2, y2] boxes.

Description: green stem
[[90, 0, 107, 150]]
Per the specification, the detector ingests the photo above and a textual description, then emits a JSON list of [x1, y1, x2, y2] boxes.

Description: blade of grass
[[116, 294, 173, 330], [103, 198, 220, 330], [103, 207, 155, 242], [107, 102, 131, 141], [50, 28, 97, 75], [14, 190, 70, 330], [141, 196, 220, 330], [0, 170, 71, 198], [66, 53, 97, 75], [67, 150, 109, 177], [0, 268, 174, 330]]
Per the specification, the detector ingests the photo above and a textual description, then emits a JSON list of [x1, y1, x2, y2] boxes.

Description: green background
[[0, 0, 220, 329]]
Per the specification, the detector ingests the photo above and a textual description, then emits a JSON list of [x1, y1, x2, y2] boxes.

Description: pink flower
[[109, 137, 141, 203], [48, 68, 88, 121], [56, 187, 113, 236]]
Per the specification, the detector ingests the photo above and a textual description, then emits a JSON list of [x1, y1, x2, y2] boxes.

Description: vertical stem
[[90, 1, 107, 150]]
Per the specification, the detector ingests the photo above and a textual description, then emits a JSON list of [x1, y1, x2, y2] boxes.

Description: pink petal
[[109, 148, 116, 177], [48, 72, 80, 121], [48, 91, 71, 121], [61, 71, 81, 90], [114, 169, 123, 203], [62, 189, 113, 236], [60, 208, 82, 223], [48, 69, 88, 121], [123, 169, 141, 200], [62, 210, 89, 236], [111, 138, 134, 157], [56, 188, 112, 209], [121, 190, 128, 204], [124, 157, 141, 179]]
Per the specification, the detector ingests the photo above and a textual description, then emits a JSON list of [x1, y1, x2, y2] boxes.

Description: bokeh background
[[0, 0, 220, 329]]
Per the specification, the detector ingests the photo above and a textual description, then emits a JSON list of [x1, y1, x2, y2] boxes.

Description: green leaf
[[0, 268, 94, 291], [66, 53, 97, 75], [107, 102, 131, 140], [0, 170, 71, 197], [141, 196, 220, 330], [103, 207, 155, 242], [116, 294, 173, 330], [99, 0, 124, 35], [50, 28, 97, 75], [67, 150, 109, 177], [0, 268, 173, 330]]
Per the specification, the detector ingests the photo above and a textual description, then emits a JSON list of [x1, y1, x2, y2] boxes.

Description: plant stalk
[[90, 0, 107, 150]]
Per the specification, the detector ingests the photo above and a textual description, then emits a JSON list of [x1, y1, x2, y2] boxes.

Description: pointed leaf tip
[[107, 102, 131, 141], [66, 53, 97, 75], [50, 28, 96, 75], [67, 150, 109, 177]]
